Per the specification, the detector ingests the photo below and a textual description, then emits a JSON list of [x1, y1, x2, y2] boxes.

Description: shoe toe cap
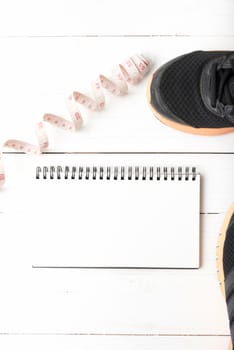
[[149, 60, 188, 126]]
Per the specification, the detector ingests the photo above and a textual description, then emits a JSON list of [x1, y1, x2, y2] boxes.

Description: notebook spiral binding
[[36, 166, 197, 181]]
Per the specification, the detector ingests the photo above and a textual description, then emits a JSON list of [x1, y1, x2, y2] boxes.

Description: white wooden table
[[0, 0, 234, 348]]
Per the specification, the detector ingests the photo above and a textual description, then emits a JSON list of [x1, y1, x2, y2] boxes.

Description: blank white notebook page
[[32, 165, 200, 269]]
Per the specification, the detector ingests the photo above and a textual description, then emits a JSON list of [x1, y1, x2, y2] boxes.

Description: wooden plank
[[1, 153, 233, 213], [0, 37, 234, 153], [0, 263, 230, 334], [0, 0, 233, 36], [0, 335, 230, 349], [1, 253, 229, 335]]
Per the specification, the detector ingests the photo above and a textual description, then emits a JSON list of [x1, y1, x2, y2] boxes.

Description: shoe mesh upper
[[224, 214, 234, 278], [160, 51, 234, 128]]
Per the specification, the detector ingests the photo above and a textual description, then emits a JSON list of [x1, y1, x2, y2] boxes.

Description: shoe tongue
[[224, 105, 234, 123], [229, 76, 234, 99], [218, 70, 234, 122], [201, 54, 234, 123], [212, 61, 234, 120], [227, 77, 234, 122]]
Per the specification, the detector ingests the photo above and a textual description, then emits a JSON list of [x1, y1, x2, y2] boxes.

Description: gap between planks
[[0, 333, 230, 336], [2, 151, 234, 155], [1, 34, 234, 39]]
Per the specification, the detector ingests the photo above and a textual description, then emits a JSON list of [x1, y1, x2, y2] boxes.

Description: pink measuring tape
[[0, 54, 150, 187]]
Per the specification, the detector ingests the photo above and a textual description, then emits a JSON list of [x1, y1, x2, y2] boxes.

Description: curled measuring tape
[[0, 54, 150, 187]]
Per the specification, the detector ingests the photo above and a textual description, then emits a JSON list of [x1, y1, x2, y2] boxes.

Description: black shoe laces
[[210, 59, 234, 122]]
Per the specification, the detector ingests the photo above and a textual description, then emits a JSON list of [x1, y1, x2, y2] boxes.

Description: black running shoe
[[217, 203, 234, 350], [147, 51, 234, 135]]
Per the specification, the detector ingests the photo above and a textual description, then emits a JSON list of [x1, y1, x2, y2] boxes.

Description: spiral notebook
[[30, 163, 200, 269], [1, 156, 200, 269]]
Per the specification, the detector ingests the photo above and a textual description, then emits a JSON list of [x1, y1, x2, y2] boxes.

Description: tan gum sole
[[216, 203, 234, 350], [146, 71, 234, 136]]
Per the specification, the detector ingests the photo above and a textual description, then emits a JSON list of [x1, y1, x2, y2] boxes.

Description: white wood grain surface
[[0, 0, 234, 349], [0, 335, 230, 350], [0, 154, 233, 337], [0, 0, 233, 36], [0, 36, 234, 153]]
